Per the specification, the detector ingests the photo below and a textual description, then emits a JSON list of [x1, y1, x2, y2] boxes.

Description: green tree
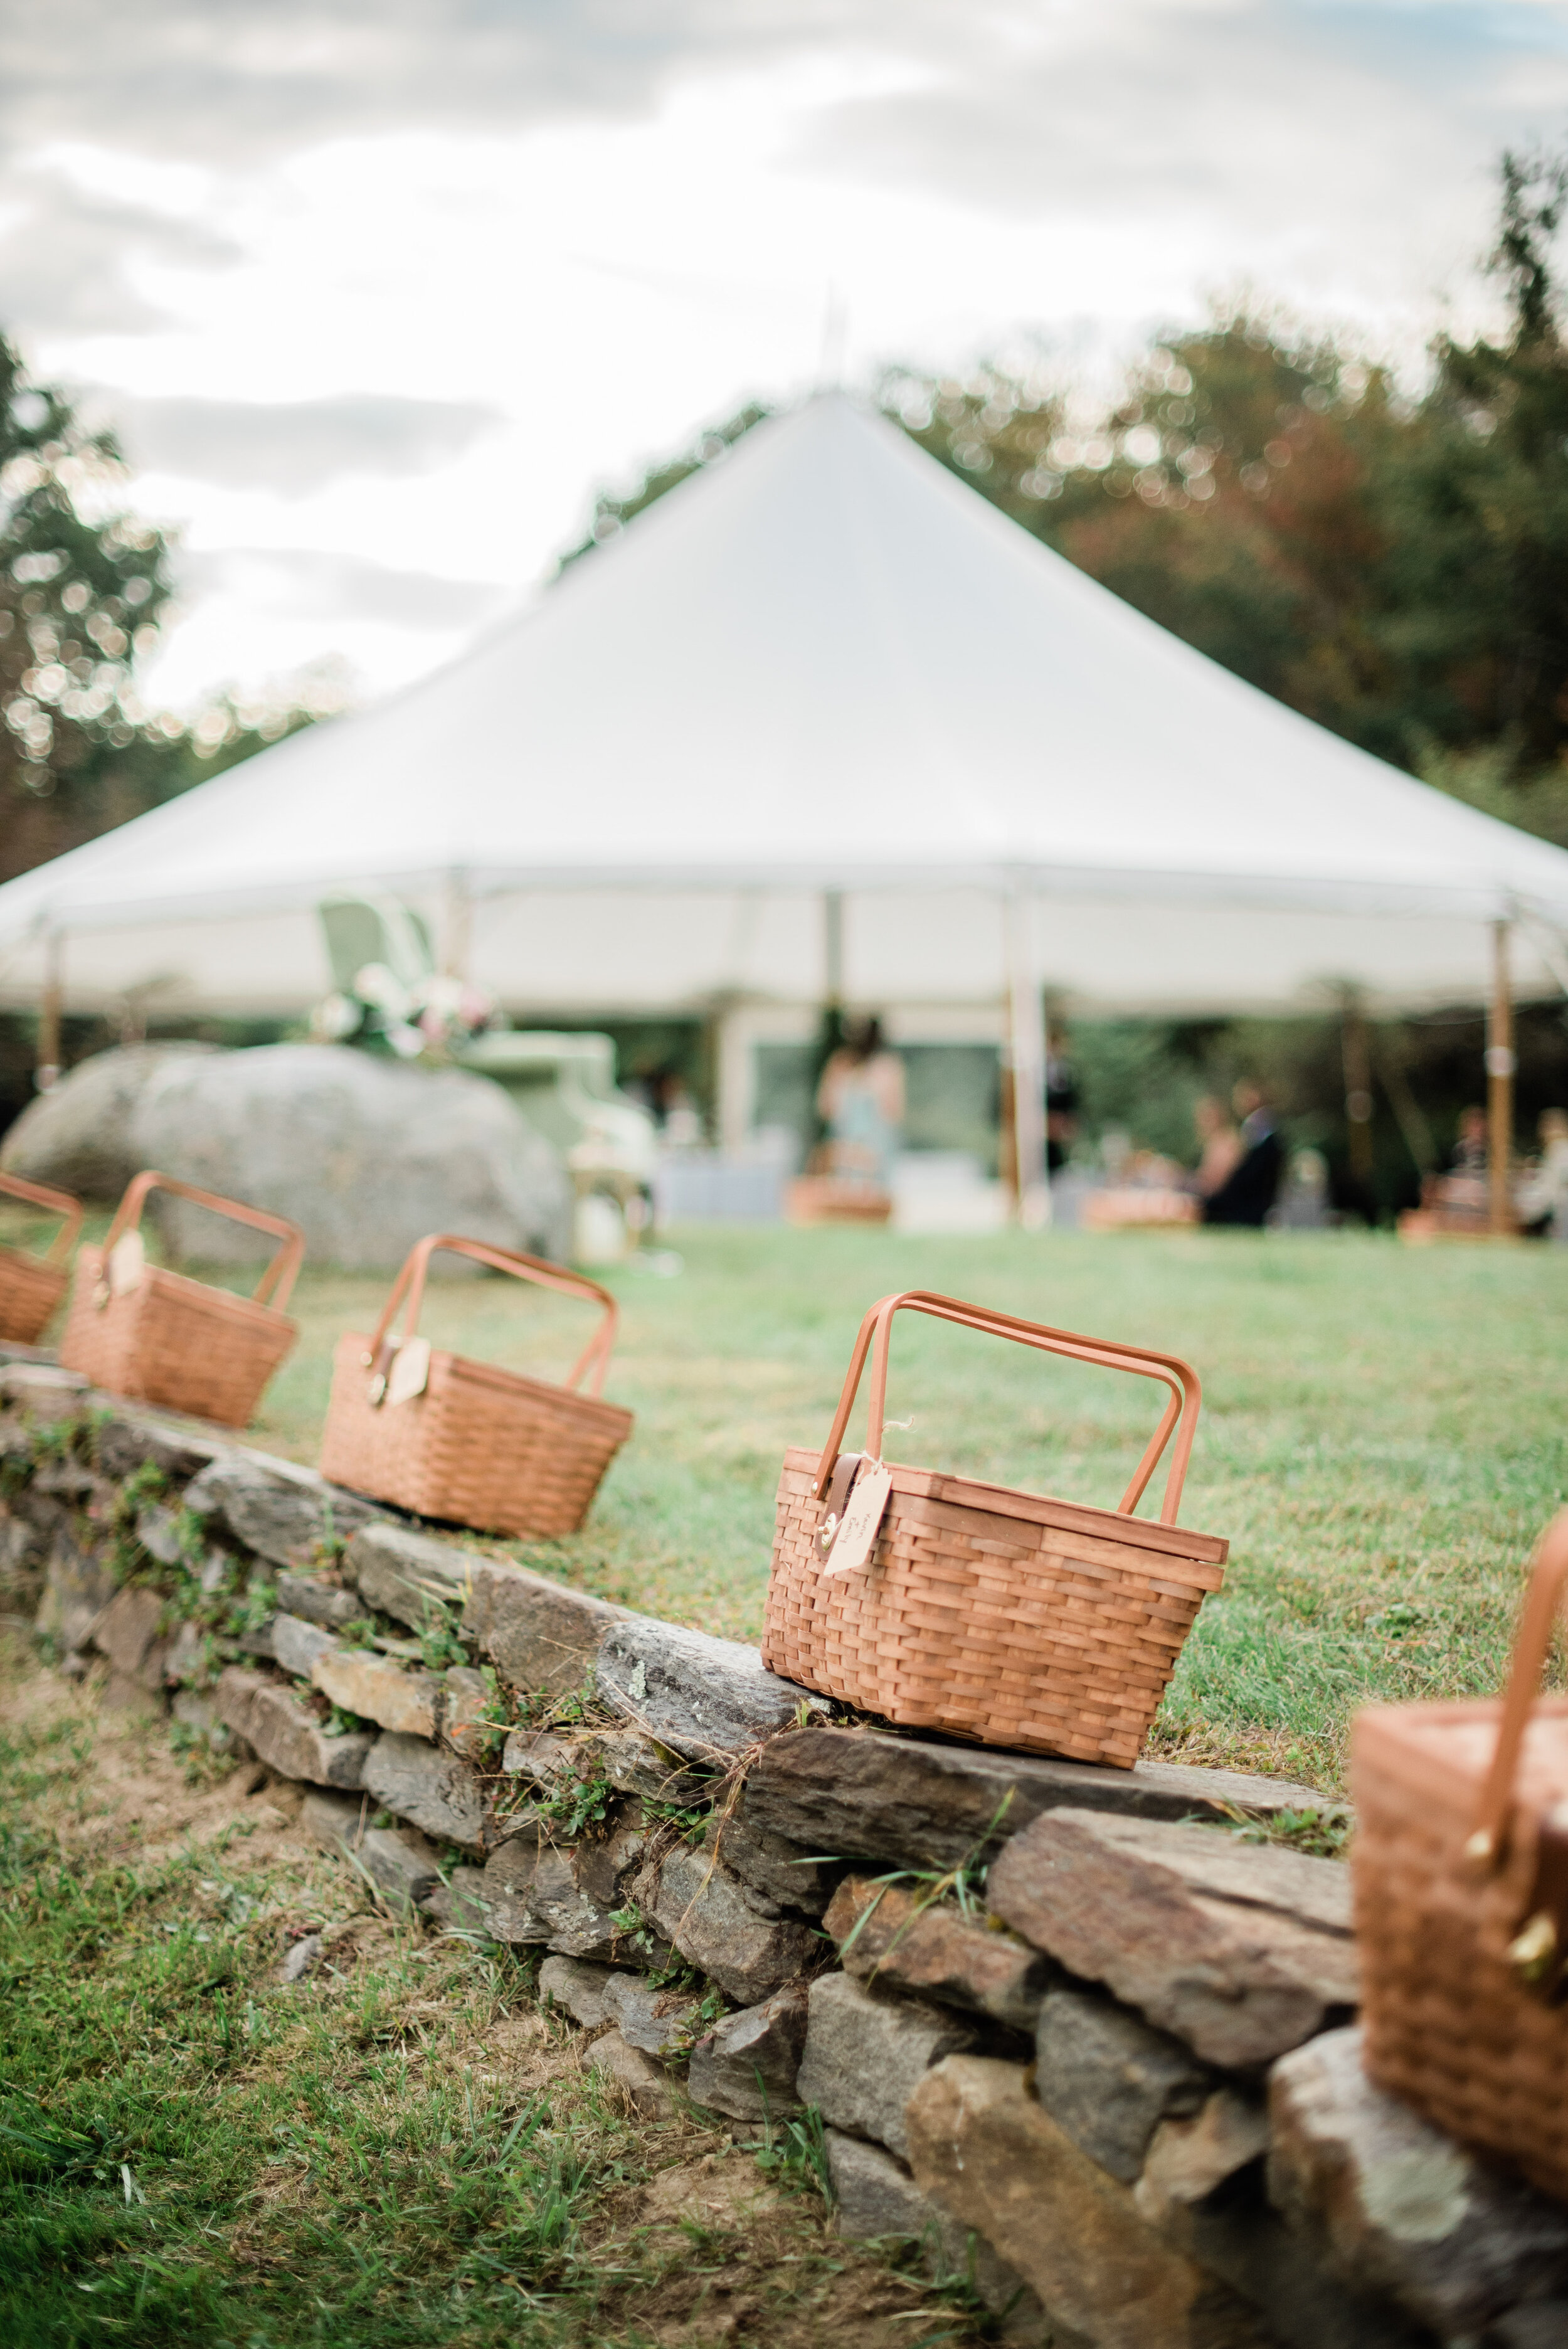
[[1, 334, 319, 888]]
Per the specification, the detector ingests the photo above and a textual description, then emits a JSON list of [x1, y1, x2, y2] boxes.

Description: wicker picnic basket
[[317, 1233, 632, 1537], [1352, 1510, 1568, 2200], [0, 1170, 84, 1344], [57, 1170, 304, 1428], [761, 1289, 1227, 1767]]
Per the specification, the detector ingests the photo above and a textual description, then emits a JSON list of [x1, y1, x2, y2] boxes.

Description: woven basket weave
[[317, 1234, 632, 1537], [58, 1170, 303, 1429], [0, 1170, 83, 1344], [1352, 1510, 1568, 2200], [761, 1290, 1226, 1767]]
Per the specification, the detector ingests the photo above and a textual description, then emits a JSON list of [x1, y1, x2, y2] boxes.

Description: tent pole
[[1004, 885, 1050, 1229], [1487, 918, 1515, 1237], [440, 867, 471, 981], [36, 927, 62, 1093]]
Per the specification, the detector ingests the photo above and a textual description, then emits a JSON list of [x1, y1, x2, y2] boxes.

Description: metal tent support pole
[[1004, 885, 1050, 1229], [36, 928, 63, 1093], [1488, 918, 1515, 1237], [440, 867, 472, 982]]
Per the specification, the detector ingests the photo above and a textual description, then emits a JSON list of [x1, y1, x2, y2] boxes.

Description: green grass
[[0, 1647, 990, 2349], [244, 1225, 1568, 1791]]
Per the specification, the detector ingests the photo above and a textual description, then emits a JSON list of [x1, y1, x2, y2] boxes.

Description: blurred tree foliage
[[559, 401, 773, 569], [884, 149, 1568, 844], [1, 334, 317, 887]]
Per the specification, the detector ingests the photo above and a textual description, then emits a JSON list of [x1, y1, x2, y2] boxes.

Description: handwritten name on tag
[[386, 1335, 432, 1408], [108, 1229, 146, 1295], [822, 1458, 892, 1579]]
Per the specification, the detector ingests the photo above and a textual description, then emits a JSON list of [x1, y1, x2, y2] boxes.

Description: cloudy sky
[[3, 1, 1565, 713]]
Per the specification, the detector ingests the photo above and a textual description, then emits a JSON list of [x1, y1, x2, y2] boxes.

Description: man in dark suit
[[1203, 1082, 1284, 1228]]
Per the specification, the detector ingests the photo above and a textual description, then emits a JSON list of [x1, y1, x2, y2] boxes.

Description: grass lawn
[[244, 1224, 1568, 1794], [0, 1637, 993, 2349]]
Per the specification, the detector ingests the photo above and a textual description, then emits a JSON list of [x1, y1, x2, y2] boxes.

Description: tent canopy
[[3, 391, 1568, 1017]]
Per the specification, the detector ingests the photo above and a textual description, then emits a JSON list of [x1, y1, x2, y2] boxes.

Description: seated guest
[[1449, 1106, 1488, 1175], [1203, 1083, 1283, 1228]]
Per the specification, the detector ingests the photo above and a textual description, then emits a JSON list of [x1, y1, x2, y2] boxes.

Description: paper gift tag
[[386, 1335, 432, 1407], [108, 1229, 146, 1295], [822, 1458, 892, 1578]]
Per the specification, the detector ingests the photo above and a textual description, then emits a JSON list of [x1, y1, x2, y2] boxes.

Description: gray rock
[[794, 1973, 975, 2163], [635, 1840, 814, 2005], [826, 2130, 1049, 2343], [134, 1505, 189, 1568], [491, 1846, 623, 1961], [571, 1813, 647, 1911], [421, 1867, 491, 1932], [311, 1646, 440, 1738], [299, 1787, 442, 1912], [275, 1574, 363, 1630], [1034, 1988, 1212, 2182], [279, 1932, 324, 1984], [702, 1808, 837, 1917], [688, 1984, 810, 2123], [0, 1043, 217, 1198], [1485, 2310, 1568, 2348], [988, 1808, 1357, 2069], [93, 1407, 233, 1484], [126, 1042, 571, 1270], [171, 1687, 243, 1752], [538, 1953, 622, 2027], [441, 1666, 495, 1760], [272, 1612, 338, 1680], [215, 1667, 373, 1788], [362, 1730, 489, 1850], [1269, 2027, 1568, 2338], [597, 1617, 815, 1762], [0, 1362, 88, 1413], [740, 1724, 1347, 1876], [587, 2027, 681, 2119], [824, 1877, 1051, 2034], [184, 1453, 380, 1570], [345, 1521, 474, 1625], [600, 1972, 704, 2057], [463, 1557, 624, 1697], [34, 1529, 117, 1653], [90, 1585, 169, 1693], [595, 1725, 714, 1805]]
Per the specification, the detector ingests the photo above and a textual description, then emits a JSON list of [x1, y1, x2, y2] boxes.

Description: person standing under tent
[[1202, 1082, 1284, 1228], [816, 1017, 906, 1187]]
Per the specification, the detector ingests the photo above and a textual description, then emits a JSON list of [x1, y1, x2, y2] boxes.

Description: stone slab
[[539, 1953, 622, 2027], [34, 1530, 117, 1655], [344, 1521, 475, 1625], [1035, 1986, 1212, 2182], [987, 1808, 1358, 2068], [635, 1840, 814, 2005], [906, 2055, 1270, 2349], [739, 1725, 1343, 1876], [599, 1971, 704, 2057], [826, 2129, 1050, 2345], [441, 1665, 495, 1760], [824, 1877, 1050, 2032], [793, 1971, 974, 2163], [185, 1453, 381, 1569], [215, 1667, 373, 1788], [90, 1585, 169, 1694], [463, 1557, 624, 1696], [1268, 2027, 1568, 2338], [421, 1867, 491, 1932], [272, 1613, 338, 1681], [275, 1573, 363, 1630], [596, 1617, 816, 1761], [687, 1983, 810, 2123], [92, 1406, 234, 1485], [703, 1809, 839, 1918], [587, 2027, 681, 2119], [361, 1729, 489, 1849], [312, 1646, 440, 1739]]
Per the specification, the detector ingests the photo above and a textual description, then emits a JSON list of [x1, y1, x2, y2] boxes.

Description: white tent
[[3, 391, 1567, 1199]]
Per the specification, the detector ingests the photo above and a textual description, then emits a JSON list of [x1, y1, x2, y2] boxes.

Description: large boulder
[[4, 1043, 571, 1270], [1, 1042, 216, 1198]]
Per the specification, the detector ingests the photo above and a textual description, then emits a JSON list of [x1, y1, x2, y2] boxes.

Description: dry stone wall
[[3, 1344, 1565, 2349]]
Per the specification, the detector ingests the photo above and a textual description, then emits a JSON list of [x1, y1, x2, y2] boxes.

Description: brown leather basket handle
[[1474, 1510, 1568, 1863], [813, 1288, 1202, 1528], [102, 1170, 305, 1312], [0, 1170, 84, 1264], [366, 1233, 620, 1399]]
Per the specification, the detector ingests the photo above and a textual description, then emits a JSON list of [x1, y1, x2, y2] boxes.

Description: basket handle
[[1473, 1510, 1568, 1863], [102, 1170, 305, 1311], [812, 1288, 1202, 1527], [0, 1171, 84, 1265], [366, 1233, 620, 1399]]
